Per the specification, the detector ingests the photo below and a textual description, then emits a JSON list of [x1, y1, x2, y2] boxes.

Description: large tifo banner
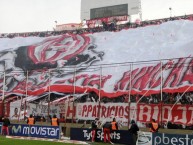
[[9, 124, 60, 139], [70, 128, 133, 145], [137, 132, 193, 145], [0, 20, 193, 98], [0, 122, 2, 134]]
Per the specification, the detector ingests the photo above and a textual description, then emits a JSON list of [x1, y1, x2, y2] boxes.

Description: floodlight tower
[[139, 0, 142, 20], [169, 7, 172, 17]]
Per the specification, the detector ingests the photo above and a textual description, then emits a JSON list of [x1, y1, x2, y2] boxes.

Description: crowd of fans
[[130, 92, 193, 104], [72, 90, 193, 105], [0, 14, 193, 39]]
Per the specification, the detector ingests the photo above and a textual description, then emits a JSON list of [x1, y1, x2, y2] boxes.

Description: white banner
[[10, 99, 26, 120], [56, 23, 80, 31], [76, 102, 137, 124], [27, 101, 74, 119]]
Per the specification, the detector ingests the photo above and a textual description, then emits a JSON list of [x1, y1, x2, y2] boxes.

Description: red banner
[[137, 104, 193, 125], [55, 23, 80, 31], [86, 15, 128, 27], [72, 103, 193, 125]]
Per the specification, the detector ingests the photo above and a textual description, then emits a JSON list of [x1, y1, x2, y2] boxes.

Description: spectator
[[103, 121, 112, 144], [185, 93, 192, 104], [128, 120, 139, 145], [175, 93, 181, 103], [2, 116, 11, 135], [102, 21, 108, 31], [135, 19, 141, 27], [190, 93, 193, 104], [91, 118, 98, 142]]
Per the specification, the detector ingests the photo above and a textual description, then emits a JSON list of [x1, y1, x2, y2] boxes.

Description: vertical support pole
[[24, 71, 28, 119], [18, 96, 23, 123], [97, 65, 102, 120], [139, 0, 142, 21], [160, 61, 163, 127], [48, 69, 51, 119], [128, 63, 132, 127], [72, 66, 76, 123], [2, 71, 6, 117], [25, 71, 29, 99]]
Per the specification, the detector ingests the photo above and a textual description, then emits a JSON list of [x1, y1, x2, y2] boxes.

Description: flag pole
[[48, 69, 51, 119], [72, 66, 76, 123], [128, 63, 133, 127], [97, 65, 102, 120], [24, 70, 28, 119], [2, 71, 6, 116], [160, 61, 163, 126]]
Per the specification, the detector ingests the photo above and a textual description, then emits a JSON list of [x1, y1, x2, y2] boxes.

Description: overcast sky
[[0, 0, 193, 33]]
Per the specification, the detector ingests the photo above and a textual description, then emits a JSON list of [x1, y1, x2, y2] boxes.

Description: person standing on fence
[[27, 114, 35, 125], [2, 116, 10, 135], [91, 118, 98, 142], [51, 115, 59, 126], [128, 120, 139, 145], [103, 121, 113, 144], [150, 119, 159, 132]]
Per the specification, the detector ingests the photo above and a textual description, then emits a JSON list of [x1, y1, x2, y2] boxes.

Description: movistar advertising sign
[[0, 122, 3, 134], [10, 124, 60, 139]]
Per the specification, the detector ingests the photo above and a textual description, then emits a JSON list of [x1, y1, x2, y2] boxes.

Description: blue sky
[[0, 0, 193, 33]]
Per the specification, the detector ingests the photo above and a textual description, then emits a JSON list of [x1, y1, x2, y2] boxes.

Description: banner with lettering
[[70, 128, 133, 145], [152, 133, 193, 145], [9, 124, 60, 139], [76, 102, 137, 126], [137, 104, 193, 125], [56, 23, 80, 31], [76, 103, 193, 125], [137, 132, 193, 145], [86, 15, 128, 27]]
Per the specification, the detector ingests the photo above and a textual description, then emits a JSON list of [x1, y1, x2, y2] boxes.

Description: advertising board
[[153, 133, 193, 145], [9, 124, 60, 139], [71, 129, 193, 145], [0, 122, 2, 135], [70, 128, 133, 145], [81, 0, 140, 20], [137, 132, 193, 145]]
